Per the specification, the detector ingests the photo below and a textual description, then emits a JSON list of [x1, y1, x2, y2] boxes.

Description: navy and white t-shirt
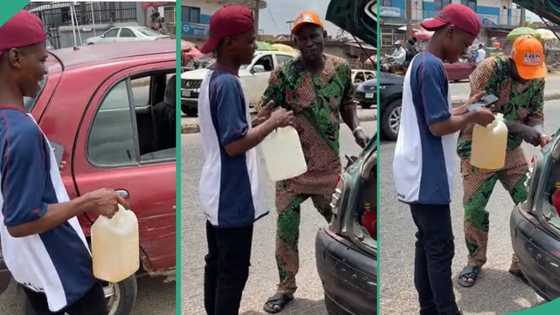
[[393, 52, 458, 205], [198, 70, 267, 228], [0, 108, 94, 311]]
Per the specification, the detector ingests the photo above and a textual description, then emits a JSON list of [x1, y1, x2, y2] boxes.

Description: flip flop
[[458, 265, 481, 288], [263, 293, 294, 314]]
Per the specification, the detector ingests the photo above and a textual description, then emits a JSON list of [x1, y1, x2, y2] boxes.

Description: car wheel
[[381, 99, 401, 141], [181, 103, 198, 117], [104, 276, 137, 315], [24, 276, 137, 315], [324, 294, 351, 315]]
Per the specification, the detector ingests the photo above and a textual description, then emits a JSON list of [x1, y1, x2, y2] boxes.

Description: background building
[[380, 0, 525, 50]]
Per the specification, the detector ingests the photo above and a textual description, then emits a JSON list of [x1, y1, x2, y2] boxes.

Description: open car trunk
[[514, 0, 560, 27]]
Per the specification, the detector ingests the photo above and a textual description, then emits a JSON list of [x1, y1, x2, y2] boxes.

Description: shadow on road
[[455, 268, 542, 314], [240, 298, 326, 315]]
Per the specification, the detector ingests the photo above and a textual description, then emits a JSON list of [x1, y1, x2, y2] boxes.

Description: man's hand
[[540, 134, 552, 147], [83, 188, 129, 219], [470, 108, 495, 127], [506, 121, 542, 147], [353, 128, 369, 148], [269, 107, 295, 128]]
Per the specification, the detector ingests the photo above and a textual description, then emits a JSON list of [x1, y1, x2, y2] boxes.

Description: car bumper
[[355, 91, 376, 105], [315, 227, 376, 314], [511, 206, 560, 300]]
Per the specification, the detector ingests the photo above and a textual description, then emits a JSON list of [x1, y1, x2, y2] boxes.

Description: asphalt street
[[182, 122, 376, 315], [380, 100, 560, 314], [0, 275, 175, 315]]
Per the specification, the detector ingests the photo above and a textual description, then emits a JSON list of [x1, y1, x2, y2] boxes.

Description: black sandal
[[458, 265, 481, 287], [263, 293, 294, 313]]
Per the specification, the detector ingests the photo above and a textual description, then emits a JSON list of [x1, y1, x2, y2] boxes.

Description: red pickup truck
[[0, 40, 177, 315]]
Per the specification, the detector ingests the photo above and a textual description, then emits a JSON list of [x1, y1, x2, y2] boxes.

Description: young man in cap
[[196, 5, 294, 315], [456, 35, 550, 288], [0, 10, 128, 314], [254, 10, 369, 313], [393, 4, 494, 314]]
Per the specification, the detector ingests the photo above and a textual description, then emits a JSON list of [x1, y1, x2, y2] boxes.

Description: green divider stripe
[[0, 1, 30, 26], [507, 298, 560, 314]]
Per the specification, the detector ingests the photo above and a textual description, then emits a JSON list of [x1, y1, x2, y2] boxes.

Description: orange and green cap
[[512, 35, 547, 80], [291, 10, 323, 34]]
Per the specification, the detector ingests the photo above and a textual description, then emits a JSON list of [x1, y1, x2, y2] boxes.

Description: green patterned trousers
[[461, 147, 528, 268], [275, 193, 332, 295]]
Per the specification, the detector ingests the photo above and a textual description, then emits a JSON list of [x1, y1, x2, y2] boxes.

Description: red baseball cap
[[0, 10, 46, 53], [421, 4, 481, 37], [200, 5, 254, 54]]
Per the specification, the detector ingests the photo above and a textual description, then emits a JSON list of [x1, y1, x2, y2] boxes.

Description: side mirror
[[251, 65, 266, 74]]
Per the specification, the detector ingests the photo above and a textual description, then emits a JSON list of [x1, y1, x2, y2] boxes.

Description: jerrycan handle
[[110, 204, 127, 224]]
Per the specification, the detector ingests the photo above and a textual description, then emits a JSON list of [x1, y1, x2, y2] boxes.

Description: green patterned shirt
[[457, 56, 545, 159]]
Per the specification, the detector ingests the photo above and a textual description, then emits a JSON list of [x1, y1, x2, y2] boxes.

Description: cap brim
[[518, 63, 547, 80], [199, 36, 220, 54], [420, 17, 448, 31], [291, 22, 323, 34]]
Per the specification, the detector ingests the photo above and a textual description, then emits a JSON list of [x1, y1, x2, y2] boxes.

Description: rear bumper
[[511, 206, 560, 300], [315, 227, 376, 315]]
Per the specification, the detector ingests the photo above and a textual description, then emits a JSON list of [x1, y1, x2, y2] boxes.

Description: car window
[[131, 77, 150, 108], [254, 55, 274, 72], [23, 77, 47, 112], [137, 27, 162, 37], [88, 80, 136, 166], [132, 72, 176, 162], [104, 28, 119, 38], [119, 28, 136, 38], [355, 72, 365, 83], [276, 54, 293, 68]]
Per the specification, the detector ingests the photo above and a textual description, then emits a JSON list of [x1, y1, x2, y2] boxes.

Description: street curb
[[181, 114, 377, 134]]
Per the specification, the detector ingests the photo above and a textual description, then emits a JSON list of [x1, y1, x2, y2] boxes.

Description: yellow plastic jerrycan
[[259, 126, 308, 181], [91, 204, 139, 283], [471, 113, 508, 170]]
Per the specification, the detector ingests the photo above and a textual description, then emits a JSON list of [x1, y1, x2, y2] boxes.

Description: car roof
[[49, 39, 177, 70]]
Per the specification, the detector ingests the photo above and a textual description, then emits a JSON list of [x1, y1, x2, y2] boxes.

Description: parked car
[[0, 40, 177, 315], [316, 137, 377, 315], [362, 72, 403, 141], [511, 133, 560, 300], [352, 69, 375, 87], [86, 26, 169, 45], [181, 50, 297, 116]]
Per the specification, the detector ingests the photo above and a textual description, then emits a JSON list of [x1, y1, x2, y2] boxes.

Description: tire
[[324, 294, 351, 315], [181, 103, 197, 117], [105, 276, 137, 315], [360, 102, 372, 109], [25, 276, 138, 315], [380, 99, 401, 141]]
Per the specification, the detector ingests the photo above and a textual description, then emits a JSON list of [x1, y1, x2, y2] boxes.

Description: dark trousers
[[204, 221, 253, 315], [23, 282, 107, 315], [410, 203, 459, 315]]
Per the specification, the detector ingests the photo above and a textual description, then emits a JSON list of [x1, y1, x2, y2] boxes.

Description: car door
[[118, 27, 138, 42], [72, 61, 176, 273], [512, 137, 560, 300]]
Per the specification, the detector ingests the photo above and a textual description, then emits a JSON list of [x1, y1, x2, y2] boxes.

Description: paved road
[[0, 275, 175, 315], [450, 72, 560, 103], [380, 101, 560, 314], [182, 122, 376, 315]]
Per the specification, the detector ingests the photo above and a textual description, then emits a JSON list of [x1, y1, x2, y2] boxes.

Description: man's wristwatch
[[352, 126, 364, 136]]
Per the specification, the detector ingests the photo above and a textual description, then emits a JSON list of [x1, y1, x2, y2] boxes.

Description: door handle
[[116, 189, 129, 199]]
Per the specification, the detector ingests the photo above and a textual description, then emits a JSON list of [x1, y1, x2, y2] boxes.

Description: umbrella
[[537, 28, 558, 41], [506, 27, 542, 42], [271, 43, 297, 53], [142, 2, 168, 10], [257, 41, 276, 51]]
